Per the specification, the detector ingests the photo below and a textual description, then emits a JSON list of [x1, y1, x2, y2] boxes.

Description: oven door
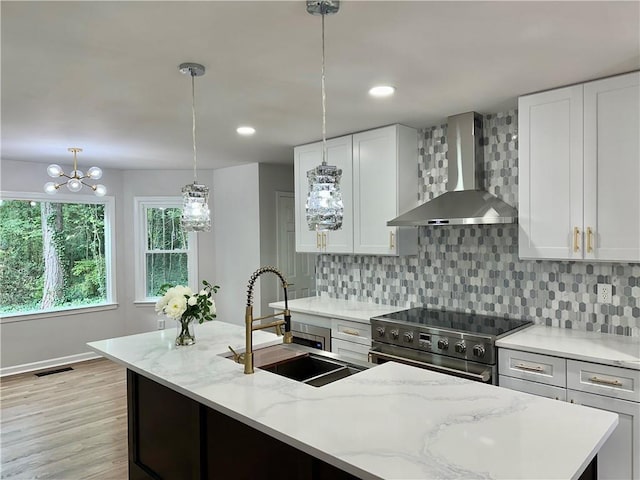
[[369, 342, 495, 384], [290, 321, 331, 351]]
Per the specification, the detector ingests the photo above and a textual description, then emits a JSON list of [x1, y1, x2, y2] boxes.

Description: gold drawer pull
[[589, 376, 623, 387], [514, 363, 544, 372], [573, 227, 580, 252], [389, 231, 395, 249], [342, 328, 360, 336], [322, 232, 327, 248], [586, 227, 594, 253], [316, 232, 321, 249]]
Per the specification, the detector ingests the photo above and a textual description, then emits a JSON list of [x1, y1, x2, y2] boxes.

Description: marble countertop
[[496, 325, 640, 370], [89, 320, 617, 480], [269, 296, 403, 323]]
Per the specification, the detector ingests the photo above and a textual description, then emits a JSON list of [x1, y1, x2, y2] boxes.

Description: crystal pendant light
[[179, 62, 211, 232], [44, 147, 106, 196], [305, 0, 343, 232]]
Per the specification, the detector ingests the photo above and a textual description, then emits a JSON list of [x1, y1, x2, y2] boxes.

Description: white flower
[[155, 295, 169, 314], [187, 295, 198, 306], [209, 299, 216, 316], [164, 295, 187, 319]]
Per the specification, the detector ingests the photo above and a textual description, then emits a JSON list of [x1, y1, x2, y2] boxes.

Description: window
[[134, 197, 197, 302], [0, 192, 115, 316]]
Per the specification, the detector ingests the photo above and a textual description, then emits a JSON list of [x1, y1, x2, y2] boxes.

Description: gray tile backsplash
[[317, 111, 640, 336]]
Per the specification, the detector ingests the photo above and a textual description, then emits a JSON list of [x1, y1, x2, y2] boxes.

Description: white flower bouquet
[[155, 280, 219, 345]]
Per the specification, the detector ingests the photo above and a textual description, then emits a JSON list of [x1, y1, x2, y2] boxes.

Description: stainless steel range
[[369, 308, 532, 384]]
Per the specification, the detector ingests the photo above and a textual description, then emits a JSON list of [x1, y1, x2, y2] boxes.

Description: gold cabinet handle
[[587, 227, 594, 253], [573, 227, 580, 253], [322, 232, 327, 248], [316, 231, 321, 249], [342, 328, 360, 336], [589, 376, 623, 387], [389, 231, 395, 249], [514, 363, 544, 373]]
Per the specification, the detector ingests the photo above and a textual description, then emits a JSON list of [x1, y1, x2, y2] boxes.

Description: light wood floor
[[1, 358, 128, 479]]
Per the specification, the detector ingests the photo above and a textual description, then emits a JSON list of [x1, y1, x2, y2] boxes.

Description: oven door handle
[[369, 349, 492, 383]]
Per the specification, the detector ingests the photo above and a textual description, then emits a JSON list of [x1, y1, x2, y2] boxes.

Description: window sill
[[0, 303, 119, 324], [133, 300, 158, 307]]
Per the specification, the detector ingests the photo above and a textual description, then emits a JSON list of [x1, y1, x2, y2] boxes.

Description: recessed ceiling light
[[369, 85, 395, 97], [237, 126, 256, 136]]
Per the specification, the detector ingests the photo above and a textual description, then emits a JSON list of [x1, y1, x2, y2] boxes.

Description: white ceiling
[[2, 1, 639, 171]]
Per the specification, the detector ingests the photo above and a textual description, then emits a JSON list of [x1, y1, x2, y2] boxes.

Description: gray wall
[[317, 111, 640, 336]]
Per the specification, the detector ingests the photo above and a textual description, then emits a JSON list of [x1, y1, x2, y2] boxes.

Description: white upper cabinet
[[583, 72, 640, 262], [294, 124, 418, 256], [294, 135, 353, 254], [519, 71, 640, 262], [352, 125, 418, 255]]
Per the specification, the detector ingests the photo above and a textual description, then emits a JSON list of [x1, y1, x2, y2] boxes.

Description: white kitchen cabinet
[[352, 125, 418, 255], [499, 347, 640, 479], [568, 390, 639, 480], [331, 317, 372, 362], [294, 124, 418, 256], [331, 338, 370, 362], [294, 135, 353, 253], [518, 71, 640, 262]]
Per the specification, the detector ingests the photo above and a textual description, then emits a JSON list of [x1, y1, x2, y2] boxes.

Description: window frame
[[0, 190, 117, 321], [134, 196, 198, 303]]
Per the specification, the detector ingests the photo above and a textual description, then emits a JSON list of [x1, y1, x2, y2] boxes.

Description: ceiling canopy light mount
[[44, 147, 106, 196], [305, 0, 344, 232], [178, 62, 211, 232]]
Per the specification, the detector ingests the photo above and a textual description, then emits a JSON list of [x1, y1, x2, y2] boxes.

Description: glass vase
[[176, 317, 196, 346]]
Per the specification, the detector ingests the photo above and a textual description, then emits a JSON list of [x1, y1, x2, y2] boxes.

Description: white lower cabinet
[[499, 348, 640, 480], [568, 390, 639, 480], [331, 317, 372, 362]]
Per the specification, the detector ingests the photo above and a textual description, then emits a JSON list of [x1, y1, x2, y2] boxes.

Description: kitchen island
[[89, 320, 618, 480]]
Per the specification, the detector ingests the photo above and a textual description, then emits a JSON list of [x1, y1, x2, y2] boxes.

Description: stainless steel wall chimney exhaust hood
[[388, 112, 517, 226]]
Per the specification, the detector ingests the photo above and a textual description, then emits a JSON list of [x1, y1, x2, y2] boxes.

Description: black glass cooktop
[[373, 308, 532, 338]]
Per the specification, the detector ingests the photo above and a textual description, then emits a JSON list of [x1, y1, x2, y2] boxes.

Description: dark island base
[[127, 370, 359, 480], [126, 369, 598, 480]]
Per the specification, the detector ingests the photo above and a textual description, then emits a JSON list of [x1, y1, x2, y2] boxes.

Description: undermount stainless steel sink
[[223, 344, 370, 387]]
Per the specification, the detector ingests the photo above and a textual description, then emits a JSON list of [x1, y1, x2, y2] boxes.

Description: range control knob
[[437, 338, 449, 350], [404, 332, 414, 343], [376, 327, 386, 337], [390, 329, 399, 340], [472, 344, 486, 358], [454, 342, 466, 354]]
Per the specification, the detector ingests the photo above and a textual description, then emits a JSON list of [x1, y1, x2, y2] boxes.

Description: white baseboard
[[0, 352, 103, 377]]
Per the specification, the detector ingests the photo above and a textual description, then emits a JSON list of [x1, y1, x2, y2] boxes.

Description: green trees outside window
[[144, 207, 189, 297], [0, 199, 108, 315]]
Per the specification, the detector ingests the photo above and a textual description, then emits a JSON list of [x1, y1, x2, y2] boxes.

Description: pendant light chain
[[321, 12, 327, 166], [191, 73, 198, 182]]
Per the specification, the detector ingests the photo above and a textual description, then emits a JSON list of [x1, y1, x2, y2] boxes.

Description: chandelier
[[305, 0, 344, 232], [179, 62, 211, 232], [44, 148, 106, 196]]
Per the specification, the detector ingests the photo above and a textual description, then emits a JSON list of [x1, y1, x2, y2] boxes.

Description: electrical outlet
[[157, 318, 166, 330], [596, 284, 612, 304]]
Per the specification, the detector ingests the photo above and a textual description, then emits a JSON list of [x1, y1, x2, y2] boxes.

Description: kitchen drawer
[[567, 360, 640, 403], [499, 375, 567, 401], [331, 338, 370, 362], [331, 318, 371, 346], [498, 348, 567, 387]]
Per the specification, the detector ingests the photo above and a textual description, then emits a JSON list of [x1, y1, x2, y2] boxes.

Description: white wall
[[0, 159, 215, 373], [258, 164, 294, 315], [213, 163, 261, 325]]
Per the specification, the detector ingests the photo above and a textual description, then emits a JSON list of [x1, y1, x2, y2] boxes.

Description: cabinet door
[[331, 338, 370, 362], [499, 375, 567, 401], [518, 86, 584, 260], [568, 389, 640, 480], [352, 125, 418, 255], [584, 72, 640, 262], [294, 136, 353, 253]]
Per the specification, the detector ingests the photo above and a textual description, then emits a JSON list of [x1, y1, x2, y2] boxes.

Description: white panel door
[[353, 125, 399, 255], [518, 85, 584, 260], [584, 72, 640, 262], [276, 192, 315, 300]]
